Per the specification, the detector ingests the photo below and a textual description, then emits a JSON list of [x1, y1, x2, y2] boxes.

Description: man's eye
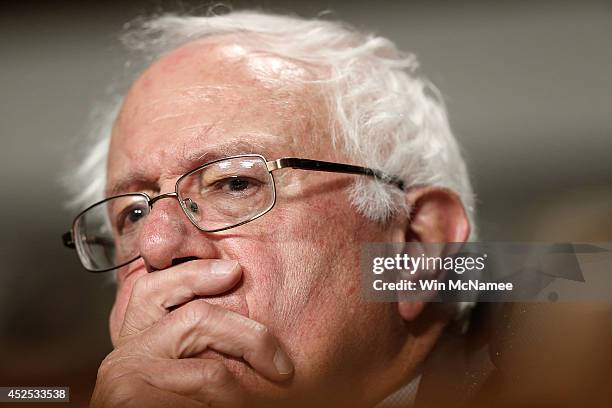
[[127, 208, 145, 223], [216, 177, 259, 195], [116, 206, 147, 235], [224, 178, 250, 191]]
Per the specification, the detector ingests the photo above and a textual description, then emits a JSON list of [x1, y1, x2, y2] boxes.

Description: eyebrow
[[106, 138, 276, 197]]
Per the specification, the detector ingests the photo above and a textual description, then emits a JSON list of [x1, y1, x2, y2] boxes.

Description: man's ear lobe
[[405, 187, 471, 243]]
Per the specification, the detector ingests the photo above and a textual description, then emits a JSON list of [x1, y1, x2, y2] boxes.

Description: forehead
[[107, 38, 326, 196]]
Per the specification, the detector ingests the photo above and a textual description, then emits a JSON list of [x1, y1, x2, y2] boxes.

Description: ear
[[406, 187, 471, 243], [396, 187, 471, 321]]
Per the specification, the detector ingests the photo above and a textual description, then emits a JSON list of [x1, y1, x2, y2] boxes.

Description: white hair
[[66, 8, 475, 233]]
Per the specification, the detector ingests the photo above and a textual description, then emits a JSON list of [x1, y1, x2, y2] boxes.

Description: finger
[[130, 300, 294, 382], [142, 358, 248, 407], [118, 259, 242, 346]]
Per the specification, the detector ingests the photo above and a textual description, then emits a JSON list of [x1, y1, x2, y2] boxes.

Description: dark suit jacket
[[412, 303, 612, 408]]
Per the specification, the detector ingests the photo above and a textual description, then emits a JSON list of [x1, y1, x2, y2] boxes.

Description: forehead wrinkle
[[136, 84, 240, 113], [180, 137, 277, 168], [151, 112, 189, 124], [106, 137, 280, 198], [109, 40, 324, 199], [106, 169, 153, 198], [178, 123, 215, 132]]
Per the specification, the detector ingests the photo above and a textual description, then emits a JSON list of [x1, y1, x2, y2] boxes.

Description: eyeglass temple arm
[[62, 231, 75, 249], [63, 232, 116, 250], [268, 158, 405, 191]]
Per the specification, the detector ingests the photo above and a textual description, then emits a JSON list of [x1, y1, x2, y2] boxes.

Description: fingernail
[[273, 348, 293, 376], [210, 260, 239, 277]]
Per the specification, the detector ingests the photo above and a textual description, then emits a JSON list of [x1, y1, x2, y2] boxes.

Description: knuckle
[[97, 352, 120, 378], [94, 356, 144, 408], [132, 274, 156, 298], [101, 379, 142, 408], [200, 360, 229, 385], [97, 348, 145, 375], [251, 325, 273, 350], [176, 299, 213, 328]]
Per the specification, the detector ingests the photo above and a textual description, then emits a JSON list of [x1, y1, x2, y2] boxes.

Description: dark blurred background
[[1, 0, 611, 406]]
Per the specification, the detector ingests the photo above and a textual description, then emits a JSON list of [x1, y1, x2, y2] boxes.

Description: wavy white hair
[[66, 9, 475, 234]]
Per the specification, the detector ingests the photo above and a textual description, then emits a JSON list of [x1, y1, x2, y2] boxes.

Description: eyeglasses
[[62, 154, 405, 272]]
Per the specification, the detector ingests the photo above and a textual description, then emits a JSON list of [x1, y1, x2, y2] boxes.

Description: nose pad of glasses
[[183, 198, 199, 214]]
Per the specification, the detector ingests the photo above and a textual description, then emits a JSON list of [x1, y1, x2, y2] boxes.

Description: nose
[[138, 194, 219, 272]]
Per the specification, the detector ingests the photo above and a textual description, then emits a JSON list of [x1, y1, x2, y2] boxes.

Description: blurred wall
[[1, 0, 610, 404]]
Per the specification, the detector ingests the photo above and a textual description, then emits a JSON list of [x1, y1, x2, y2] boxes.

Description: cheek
[[224, 237, 285, 320], [262, 195, 391, 366]]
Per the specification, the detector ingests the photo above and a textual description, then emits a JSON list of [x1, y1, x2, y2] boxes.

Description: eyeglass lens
[[73, 156, 275, 271]]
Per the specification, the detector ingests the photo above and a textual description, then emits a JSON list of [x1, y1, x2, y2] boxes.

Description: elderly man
[[63, 10, 477, 407]]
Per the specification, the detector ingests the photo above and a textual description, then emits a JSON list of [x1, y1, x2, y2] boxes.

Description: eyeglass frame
[[62, 154, 406, 272]]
